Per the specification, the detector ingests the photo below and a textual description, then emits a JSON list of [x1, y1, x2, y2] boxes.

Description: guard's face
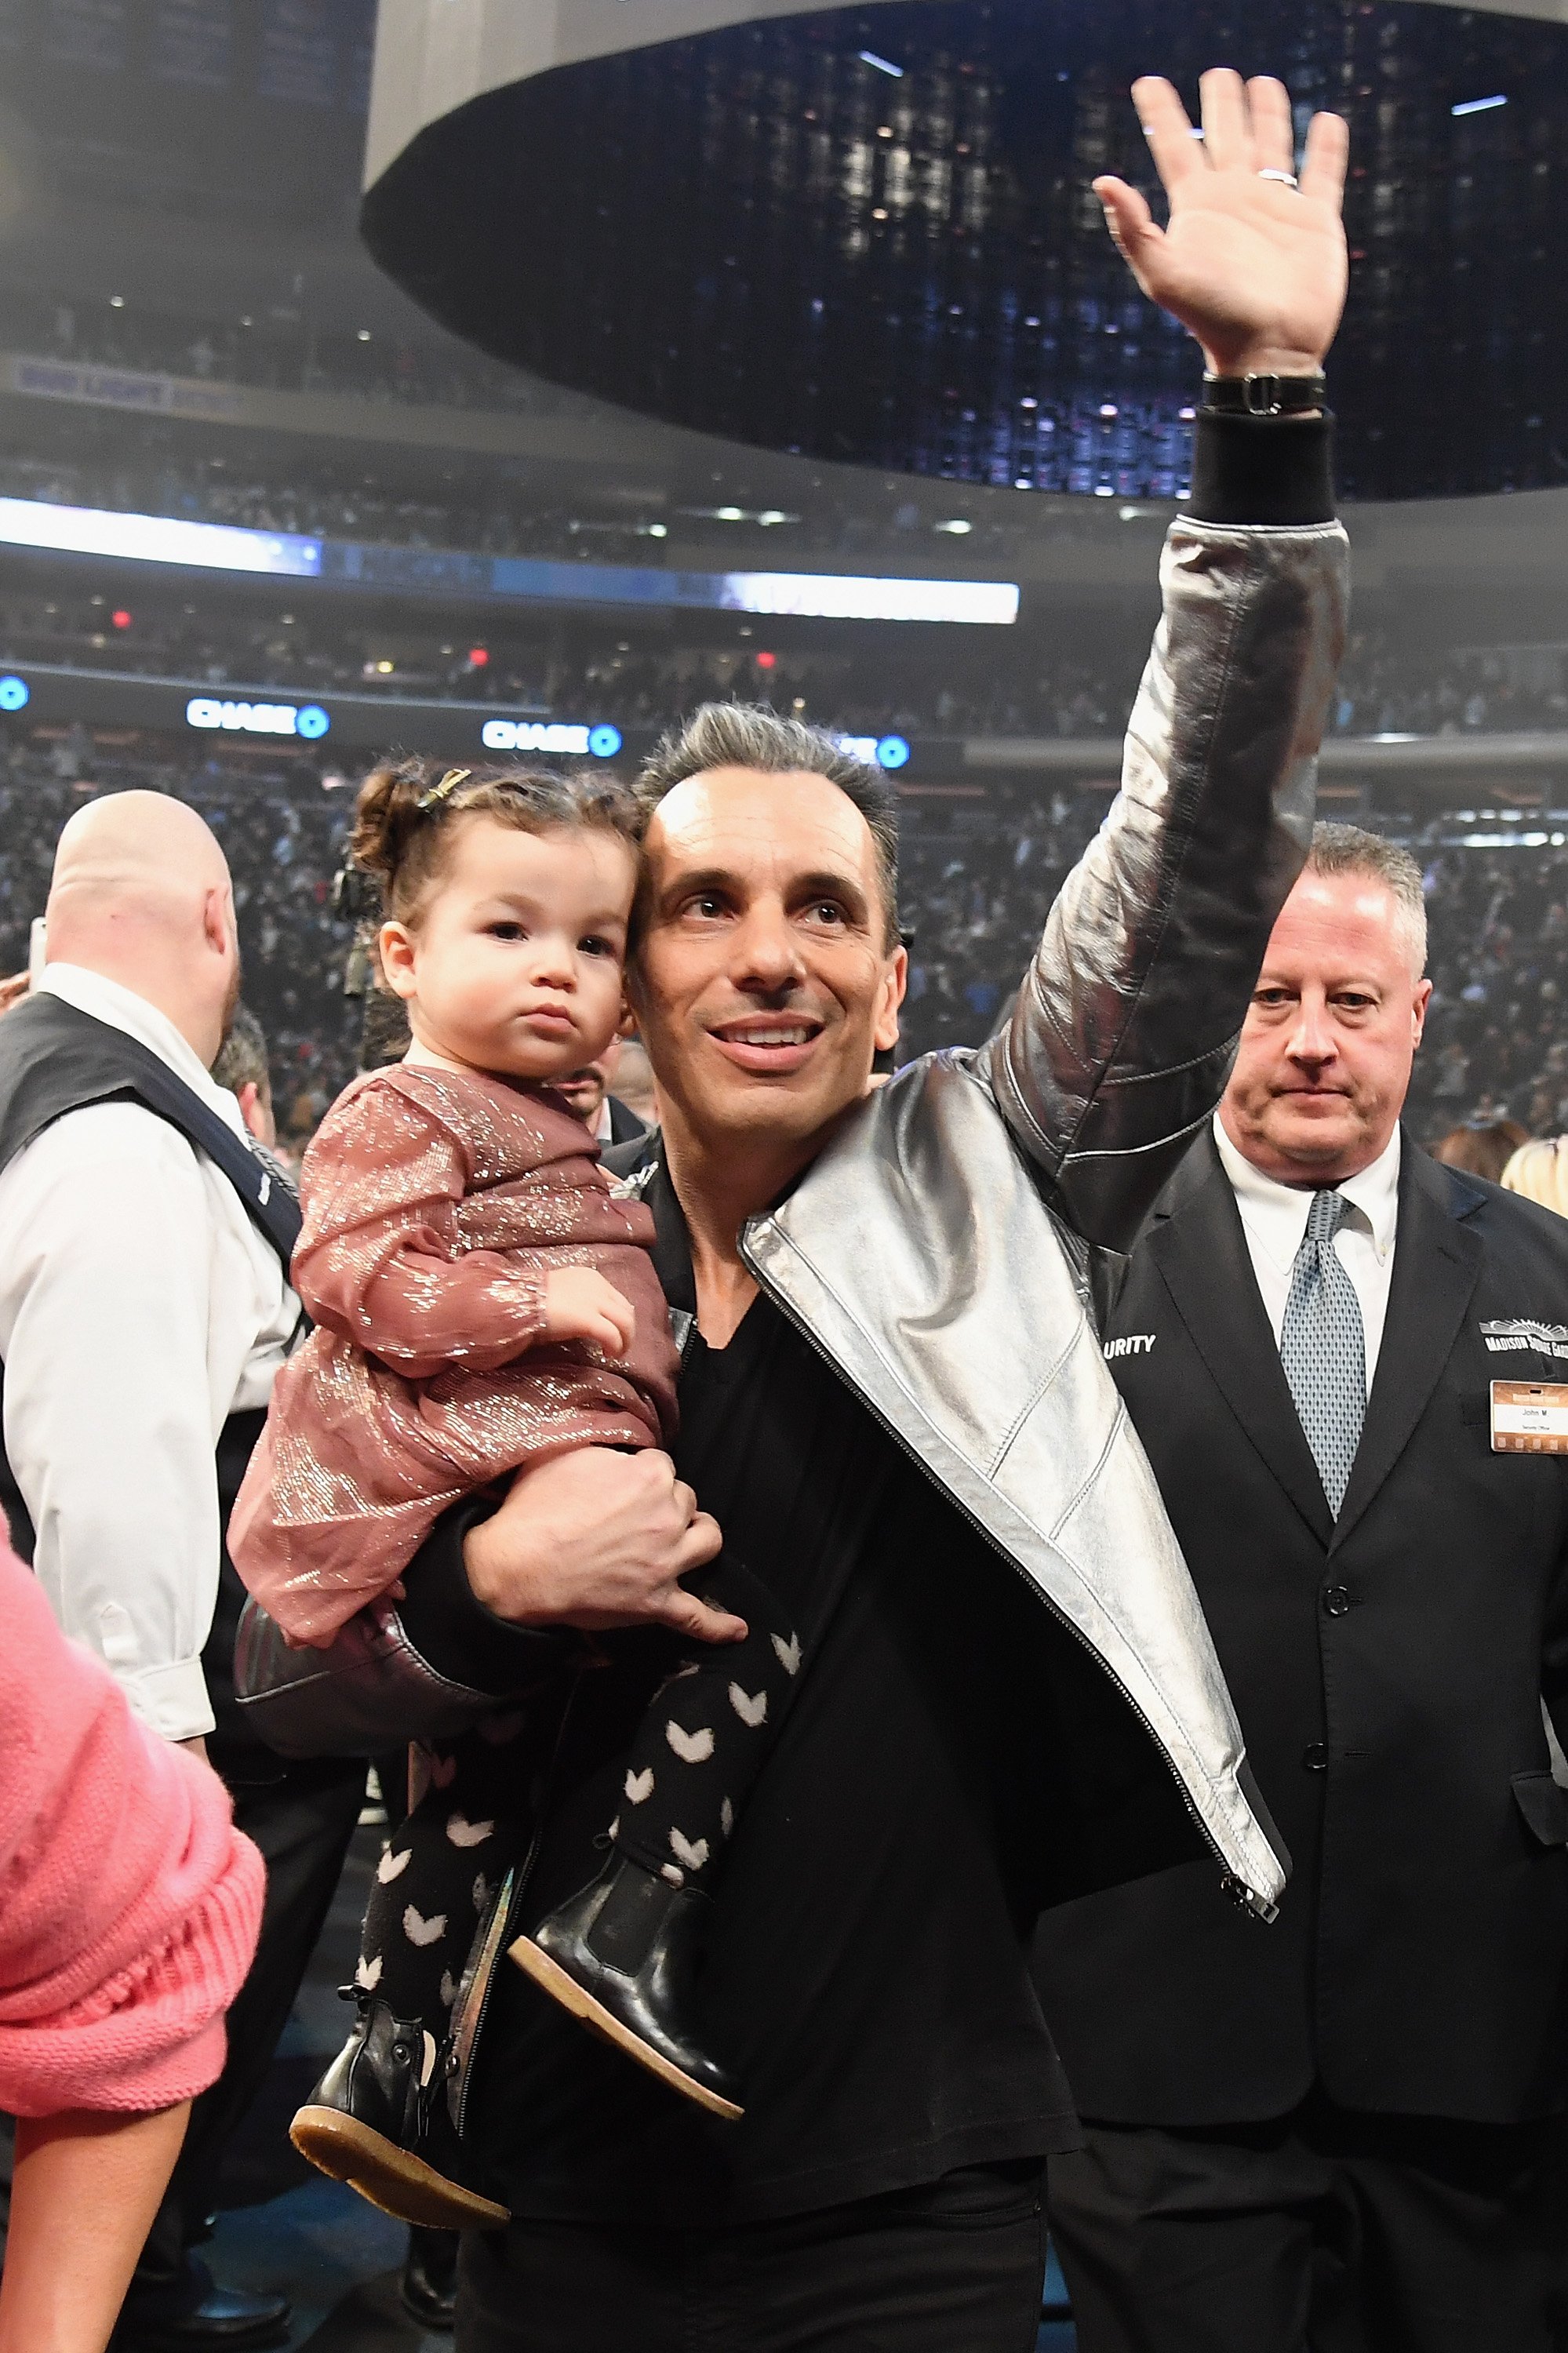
[[1221, 870, 1432, 1185], [631, 766, 905, 1164]]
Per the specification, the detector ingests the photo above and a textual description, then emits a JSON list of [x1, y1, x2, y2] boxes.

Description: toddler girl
[[231, 758, 802, 2231]]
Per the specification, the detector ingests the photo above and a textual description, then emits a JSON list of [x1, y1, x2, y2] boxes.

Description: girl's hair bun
[[349, 757, 431, 891], [347, 756, 642, 925]]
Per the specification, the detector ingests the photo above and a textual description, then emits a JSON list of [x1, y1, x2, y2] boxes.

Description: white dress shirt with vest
[[0, 964, 299, 1741]]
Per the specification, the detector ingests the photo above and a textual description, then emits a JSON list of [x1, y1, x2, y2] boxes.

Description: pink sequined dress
[[230, 1062, 678, 1647]]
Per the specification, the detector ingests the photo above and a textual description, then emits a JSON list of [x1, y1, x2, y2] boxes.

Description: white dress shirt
[[0, 965, 300, 1741], [1212, 1113, 1401, 1391]]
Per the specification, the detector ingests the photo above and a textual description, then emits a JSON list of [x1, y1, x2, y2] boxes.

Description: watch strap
[[1200, 372, 1327, 418]]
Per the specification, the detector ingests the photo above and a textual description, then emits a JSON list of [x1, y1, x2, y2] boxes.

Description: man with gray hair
[[1039, 821, 1568, 2351], [240, 66, 1353, 2351]]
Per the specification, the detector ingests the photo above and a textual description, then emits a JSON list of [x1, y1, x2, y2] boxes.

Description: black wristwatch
[[1200, 372, 1326, 419]]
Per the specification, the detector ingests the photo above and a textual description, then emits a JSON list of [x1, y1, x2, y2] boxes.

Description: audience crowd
[[11, 420, 1568, 742], [0, 439, 665, 569], [0, 735, 1549, 1153], [0, 741, 359, 1140], [1, 296, 1046, 563], [0, 584, 1136, 733], [5, 289, 590, 421], [8, 584, 1568, 750], [0, 403, 1047, 567], [904, 799, 1568, 1142]]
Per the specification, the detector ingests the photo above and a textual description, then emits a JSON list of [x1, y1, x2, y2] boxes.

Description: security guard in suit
[[1039, 823, 1568, 2352]]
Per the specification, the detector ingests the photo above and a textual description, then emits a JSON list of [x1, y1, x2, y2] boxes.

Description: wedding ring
[[1258, 167, 1300, 187]]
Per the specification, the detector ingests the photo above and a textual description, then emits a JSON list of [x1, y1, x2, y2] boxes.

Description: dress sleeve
[[295, 1082, 548, 1380]]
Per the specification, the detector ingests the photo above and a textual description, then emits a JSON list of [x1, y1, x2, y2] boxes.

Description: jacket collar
[[1148, 1126, 1486, 1551]]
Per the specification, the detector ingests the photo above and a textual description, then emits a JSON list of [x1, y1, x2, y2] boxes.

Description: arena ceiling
[[360, 0, 1568, 500]]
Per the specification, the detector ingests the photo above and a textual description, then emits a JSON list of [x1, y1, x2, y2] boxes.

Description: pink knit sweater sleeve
[[0, 1540, 264, 2116]]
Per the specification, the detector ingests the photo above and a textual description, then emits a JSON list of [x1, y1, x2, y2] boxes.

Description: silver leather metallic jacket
[[236, 513, 1348, 1919]]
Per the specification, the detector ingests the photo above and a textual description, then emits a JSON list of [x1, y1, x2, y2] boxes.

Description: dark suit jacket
[[1031, 1126, 1568, 2126], [606, 1094, 649, 1149]]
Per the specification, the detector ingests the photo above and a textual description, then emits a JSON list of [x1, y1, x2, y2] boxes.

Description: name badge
[[1490, 1380, 1568, 1453]]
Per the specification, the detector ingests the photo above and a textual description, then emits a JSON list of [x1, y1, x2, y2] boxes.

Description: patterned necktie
[[1279, 1188, 1366, 1518]]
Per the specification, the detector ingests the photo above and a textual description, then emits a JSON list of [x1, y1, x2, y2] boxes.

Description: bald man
[[0, 793, 278, 1738], [0, 791, 362, 2352]]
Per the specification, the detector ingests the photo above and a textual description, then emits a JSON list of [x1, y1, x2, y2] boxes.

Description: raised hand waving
[[1093, 69, 1349, 381]]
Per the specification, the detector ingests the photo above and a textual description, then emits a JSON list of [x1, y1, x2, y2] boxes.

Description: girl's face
[[379, 814, 637, 1086]]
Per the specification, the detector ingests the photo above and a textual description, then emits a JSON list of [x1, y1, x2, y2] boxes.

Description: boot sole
[[508, 1936, 744, 2120], [289, 2104, 510, 2230]]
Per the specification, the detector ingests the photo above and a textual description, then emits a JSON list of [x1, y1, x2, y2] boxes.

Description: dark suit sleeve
[[607, 1097, 649, 1149]]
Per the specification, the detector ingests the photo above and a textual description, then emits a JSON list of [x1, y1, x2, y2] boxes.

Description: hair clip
[[416, 766, 471, 813]]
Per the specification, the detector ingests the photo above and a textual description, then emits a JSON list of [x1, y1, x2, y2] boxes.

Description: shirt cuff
[[397, 1500, 573, 1697], [123, 1657, 217, 1744], [1182, 411, 1336, 528]]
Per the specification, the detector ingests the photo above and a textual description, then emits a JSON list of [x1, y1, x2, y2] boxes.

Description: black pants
[[1048, 2091, 1568, 2353], [457, 2164, 1046, 2353], [126, 1754, 366, 2310]]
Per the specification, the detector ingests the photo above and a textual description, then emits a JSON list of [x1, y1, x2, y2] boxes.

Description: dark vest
[[0, 991, 302, 1777]]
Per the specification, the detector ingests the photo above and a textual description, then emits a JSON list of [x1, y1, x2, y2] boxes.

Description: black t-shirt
[[464, 1291, 1181, 2228]]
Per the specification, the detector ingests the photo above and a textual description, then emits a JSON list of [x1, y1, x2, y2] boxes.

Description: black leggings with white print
[[355, 1552, 802, 2031]]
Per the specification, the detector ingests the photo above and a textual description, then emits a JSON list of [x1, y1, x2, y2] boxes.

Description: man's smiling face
[[630, 765, 906, 1166]]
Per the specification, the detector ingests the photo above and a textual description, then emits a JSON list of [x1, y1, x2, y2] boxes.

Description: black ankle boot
[[289, 1990, 509, 2230], [509, 1853, 743, 2118], [399, 2228, 459, 2331]]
